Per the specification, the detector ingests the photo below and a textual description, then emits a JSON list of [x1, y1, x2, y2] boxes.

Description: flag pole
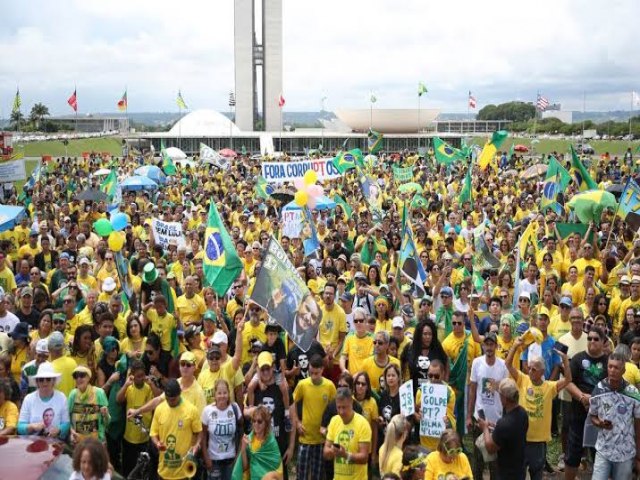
[[605, 176, 629, 252], [417, 93, 421, 151], [532, 91, 539, 139], [629, 91, 634, 147], [74, 84, 78, 134]]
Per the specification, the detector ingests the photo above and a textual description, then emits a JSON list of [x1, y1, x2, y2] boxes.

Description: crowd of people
[[0, 145, 638, 480]]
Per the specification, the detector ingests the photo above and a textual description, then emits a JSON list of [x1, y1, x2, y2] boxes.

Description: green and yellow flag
[[433, 137, 465, 165], [100, 169, 117, 200], [570, 145, 598, 191], [160, 140, 177, 176], [12, 88, 21, 113], [418, 82, 428, 97], [255, 176, 273, 199], [176, 90, 188, 110], [333, 194, 353, 219], [203, 201, 243, 296], [477, 130, 509, 170], [332, 148, 364, 174], [458, 163, 473, 206]]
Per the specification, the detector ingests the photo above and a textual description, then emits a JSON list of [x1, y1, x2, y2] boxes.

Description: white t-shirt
[[469, 355, 508, 424], [18, 389, 69, 435], [201, 402, 240, 461], [0, 311, 19, 334]]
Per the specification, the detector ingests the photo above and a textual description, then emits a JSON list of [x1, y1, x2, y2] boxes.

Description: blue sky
[[1, 0, 639, 115]]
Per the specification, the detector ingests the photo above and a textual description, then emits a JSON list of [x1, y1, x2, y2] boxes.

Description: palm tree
[[29, 103, 50, 130], [9, 110, 25, 131]]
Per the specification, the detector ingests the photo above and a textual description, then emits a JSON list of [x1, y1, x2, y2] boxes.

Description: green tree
[[477, 101, 536, 122], [29, 102, 50, 130], [9, 110, 25, 130]]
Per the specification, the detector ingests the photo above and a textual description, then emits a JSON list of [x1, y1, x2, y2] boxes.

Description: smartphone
[[477, 409, 486, 420], [554, 342, 569, 354]]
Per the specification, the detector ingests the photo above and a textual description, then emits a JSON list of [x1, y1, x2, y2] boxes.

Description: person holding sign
[[414, 360, 456, 450], [424, 429, 473, 480]]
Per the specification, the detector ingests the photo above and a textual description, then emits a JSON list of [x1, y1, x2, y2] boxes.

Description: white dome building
[[168, 109, 242, 136]]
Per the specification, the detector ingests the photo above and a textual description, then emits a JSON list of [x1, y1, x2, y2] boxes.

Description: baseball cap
[[621, 275, 632, 285], [392, 316, 405, 329], [559, 296, 573, 307], [20, 286, 33, 297], [440, 286, 454, 297], [340, 292, 354, 303], [35, 339, 49, 354], [518, 291, 531, 301], [180, 351, 197, 364], [354, 272, 367, 283], [538, 306, 550, 318], [78, 257, 90, 266], [257, 351, 274, 368], [203, 310, 217, 322], [207, 344, 222, 357], [59, 252, 70, 261], [401, 304, 415, 317], [48, 331, 66, 351], [483, 332, 498, 344], [212, 331, 228, 344], [72, 365, 92, 380], [442, 252, 453, 260], [632, 276, 640, 284]]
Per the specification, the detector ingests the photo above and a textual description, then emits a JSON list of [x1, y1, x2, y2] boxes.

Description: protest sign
[[399, 380, 415, 417], [419, 383, 448, 438], [281, 208, 303, 239], [250, 237, 321, 352], [0, 159, 26, 182], [151, 218, 186, 250], [261, 158, 342, 183]]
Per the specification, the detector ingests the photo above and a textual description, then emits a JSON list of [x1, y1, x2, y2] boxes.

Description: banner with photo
[[151, 218, 186, 251], [200, 143, 230, 170], [250, 237, 321, 352], [261, 158, 343, 184]]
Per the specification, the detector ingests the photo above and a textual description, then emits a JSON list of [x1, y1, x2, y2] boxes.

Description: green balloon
[[94, 218, 114, 237]]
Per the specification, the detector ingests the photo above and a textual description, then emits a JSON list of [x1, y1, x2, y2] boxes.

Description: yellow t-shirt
[[549, 315, 572, 340], [318, 304, 348, 363], [379, 446, 403, 477], [146, 308, 177, 352], [76, 274, 98, 292], [52, 356, 78, 397], [241, 321, 267, 366], [0, 267, 17, 294], [10, 345, 29, 383], [175, 294, 207, 327], [360, 356, 401, 393], [624, 361, 640, 387], [68, 313, 92, 337], [326, 412, 372, 480], [515, 373, 558, 442], [197, 361, 238, 405], [342, 333, 374, 375], [442, 332, 481, 380], [123, 382, 154, 444], [150, 399, 202, 480], [0, 400, 19, 431], [356, 397, 379, 426], [292, 377, 336, 445], [424, 451, 473, 480]]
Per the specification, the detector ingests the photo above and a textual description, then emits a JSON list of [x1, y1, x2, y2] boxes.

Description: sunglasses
[[36, 378, 54, 383], [72, 372, 88, 379], [452, 321, 463, 326], [373, 340, 386, 345], [253, 419, 265, 425], [444, 446, 463, 456], [208, 354, 222, 360], [53, 319, 66, 325], [440, 294, 451, 299], [428, 373, 440, 380], [179, 362, 195, 368], [353, 318, 365, 324]]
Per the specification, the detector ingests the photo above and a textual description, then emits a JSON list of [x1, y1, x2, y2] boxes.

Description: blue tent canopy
[[120, 175, 158, 191], [0, 205, 26, 233]]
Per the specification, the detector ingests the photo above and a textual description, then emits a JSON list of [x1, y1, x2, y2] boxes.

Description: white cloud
[[1, 0, 638, 115]]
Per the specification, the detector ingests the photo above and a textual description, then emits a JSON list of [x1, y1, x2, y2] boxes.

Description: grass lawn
[[471, 136, 639, 156], [17, 136, 123, 157]]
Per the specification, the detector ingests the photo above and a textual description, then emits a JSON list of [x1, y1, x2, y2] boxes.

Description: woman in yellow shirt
[[424, 430, 473, 480], [119, 316, 147, 361], [378, 414, 409, 476], [30, 309, 54, 348]]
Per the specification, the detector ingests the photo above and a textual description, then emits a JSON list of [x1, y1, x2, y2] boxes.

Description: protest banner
[[261, 157, 342, 183], [250, 237, 321, 352], [399, 380, 415, 417], [281, 208, 303, 239], [151, 218, 186, 250], [0, 159, 26, 182], [419, 383, 448, 438]]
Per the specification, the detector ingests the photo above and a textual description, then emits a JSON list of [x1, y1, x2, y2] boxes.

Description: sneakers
[[557, 456, 565, 472]]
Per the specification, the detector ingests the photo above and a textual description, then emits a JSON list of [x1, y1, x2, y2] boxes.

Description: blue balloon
[[110, 212, 128, 232]]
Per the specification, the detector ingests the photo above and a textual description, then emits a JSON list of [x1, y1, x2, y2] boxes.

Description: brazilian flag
[[570, 145, 598, 191], [367, 129, 384, 154], [203, 201, 243, 296], [433, 137, 464, 165], [255, 176, 273, 199], [100, 169, 117, 200], [332, 148, 364, 174], [333, 194, 353, 219]]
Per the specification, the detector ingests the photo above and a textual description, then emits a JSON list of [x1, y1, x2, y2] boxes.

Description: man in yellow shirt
[[323, 387, 372, 480], [340, 307, 373, 376], [150, 379, 202, 480], [143, 294, 177, 354], [318, 282, 347, 383], [175, 276, 206, 327], [360, 330, 401, 393], [505, 336, 571, 480], [292, 354, 337, 480], [0, 252, 17, 294]]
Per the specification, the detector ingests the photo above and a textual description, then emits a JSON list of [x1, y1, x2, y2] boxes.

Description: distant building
[[47, 116, 129, 133]]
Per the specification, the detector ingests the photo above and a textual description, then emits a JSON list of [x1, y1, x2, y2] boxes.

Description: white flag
[[633, 91, 640, 108], [200, 143, 229, 169]]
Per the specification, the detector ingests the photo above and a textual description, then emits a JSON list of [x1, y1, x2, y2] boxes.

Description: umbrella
[[567, 190, 618, 225], [219, 148, 237, 158], [93, 168, 112, 176], [514, 144, 529, 153], [398, 182, 423, 194], [134, 165, 166, 184], [76, 189, 109, 202], [120, 175, 158, 191], [504, 169, 519, 177], [283, 195, 336, 211], [164, 147, 187, 160], [271, 188, 294, 203], [0, 205, 25, 233], [520, 164, 548, 180]]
